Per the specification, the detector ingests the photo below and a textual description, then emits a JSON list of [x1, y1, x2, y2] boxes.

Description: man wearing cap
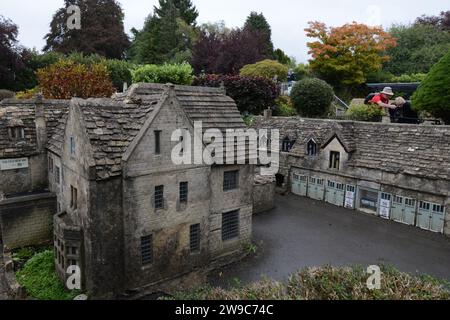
[[369, 87, 398, 110]]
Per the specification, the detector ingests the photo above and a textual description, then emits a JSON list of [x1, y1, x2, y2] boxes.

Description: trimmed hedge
[[345, 103, 384, 122], [290, 78, 334, 118], [240, 59, 288, 81], [37, 60, 115, 99], [132, 63, 194, 85], [412, 51, 450, 124], [193, 74, 279, 114]]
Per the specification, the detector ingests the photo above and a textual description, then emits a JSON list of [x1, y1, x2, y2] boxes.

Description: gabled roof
[[0, 99, 69, 158], [48, 83, 246, 180], [251, 116, 450, 181]]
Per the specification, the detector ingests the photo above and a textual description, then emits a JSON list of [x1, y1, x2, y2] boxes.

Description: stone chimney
[[34, 93, 47, 152], [264, 108, 272, 119]]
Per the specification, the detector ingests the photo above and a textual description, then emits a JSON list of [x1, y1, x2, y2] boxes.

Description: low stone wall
[[0, 192, 56, 249], [253, 175, 276, 214], [1, 248, 27, 299]]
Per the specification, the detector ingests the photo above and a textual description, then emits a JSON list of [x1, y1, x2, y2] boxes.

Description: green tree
[[129, 0, 198, 64], [244, 12, 274, 57], [290, 78, 334, 118], [412, 51, 450, 124], [274, 49, 291, 66], [44, 0, 130, 59], [384, 24, 450, 75], [154, 0, 199, 25], [240, 59, 288, 81]]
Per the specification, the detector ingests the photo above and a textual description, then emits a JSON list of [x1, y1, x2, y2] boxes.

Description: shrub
[[132, 63, 194, 85], [273, 96, 296, 116], [391, 73, 427, 83], [166, 265, 450, 300], [0, 89, 14, 100], [290, 78, 334, 117], [193, 74, 279, 114], [345, 103, 384, 122], [240, 59, 288, 81], [37, 60, 115, 99], [15, 87, 40, 99], [16, 250, 79, 300], [103, 59, 133, 91], [412, 51, 450, 124]]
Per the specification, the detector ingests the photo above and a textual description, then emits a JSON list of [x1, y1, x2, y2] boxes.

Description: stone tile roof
[[49, 83, 247, 180], [0, 99, 69, 158], [251, 116, 450, 181], [121, 83, 246, 133], [76, 98, 157, 180]]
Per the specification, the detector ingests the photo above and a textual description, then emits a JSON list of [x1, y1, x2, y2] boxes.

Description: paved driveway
[[210, 194, 450, 286]]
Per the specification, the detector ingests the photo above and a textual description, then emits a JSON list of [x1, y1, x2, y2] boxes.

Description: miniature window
[[282, 137, 295, 152], [223, 170, 239, 191], [154, 185, 164, 209], [8, 127, 25, 140], [190, 224, 201, 253], [393, 195, 403, 204], [154, 130, 162, 155], [405, 198, 415, 207], [141, 235, 153, 266], [55, 166, 61, 184], [329, 151, 340, 170], [419, 201, 430, 210], [307, 139, 317, 156], [48, 157, 53, 173], [70, 137, 76, 155], [222, 210, 239, 241], [179, 182, 188, 204], [70, 185, 78, 209]]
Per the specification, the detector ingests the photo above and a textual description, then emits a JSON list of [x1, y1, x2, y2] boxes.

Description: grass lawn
[[15, 250, 80, 300]]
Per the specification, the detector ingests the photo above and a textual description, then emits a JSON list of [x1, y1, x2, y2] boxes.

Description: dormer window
[[7, 119, 25, 141], [282, 137, 295, 152], [329, 151, 340, 170], [307, 139, 317, 156]]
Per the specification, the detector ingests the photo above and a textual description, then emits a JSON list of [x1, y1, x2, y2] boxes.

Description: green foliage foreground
[[167, 265, 450, 300], [16, 250, 79, 300]]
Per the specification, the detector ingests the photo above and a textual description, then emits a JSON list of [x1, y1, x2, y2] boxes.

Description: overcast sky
[[0, 0, 448, 62]]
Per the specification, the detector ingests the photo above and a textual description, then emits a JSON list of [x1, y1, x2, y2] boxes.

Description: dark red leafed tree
[[44, 0, 130, 59]]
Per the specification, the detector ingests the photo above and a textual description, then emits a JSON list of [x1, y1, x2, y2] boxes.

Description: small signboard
[[0, 158, 29, 171], [344, 191, 355, 209], [379, 199, 391, 219]]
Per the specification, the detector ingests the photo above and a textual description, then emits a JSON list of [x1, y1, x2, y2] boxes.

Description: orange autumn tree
[[305, 21, 397, 86]]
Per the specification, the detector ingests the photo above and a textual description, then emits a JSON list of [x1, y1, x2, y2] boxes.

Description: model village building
[[1, 84, 449, 298], [0, 84, 254, 298], [252, 115, 450, 236]]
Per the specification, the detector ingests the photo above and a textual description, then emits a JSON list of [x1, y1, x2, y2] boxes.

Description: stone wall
[[253, 175, 276, 214], [0, 192, 56, 249]]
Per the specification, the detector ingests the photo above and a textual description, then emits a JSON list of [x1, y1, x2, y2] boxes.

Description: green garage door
[[292, 174, 308, 197], [417, 201, 431, 230], [307, 177, 325, 201], [430, 204, 445, 233], [403, 198, 417, 226], [391, 195, 403, 223], [325, 180, 345, 207], [391, 196, 417, 226]]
